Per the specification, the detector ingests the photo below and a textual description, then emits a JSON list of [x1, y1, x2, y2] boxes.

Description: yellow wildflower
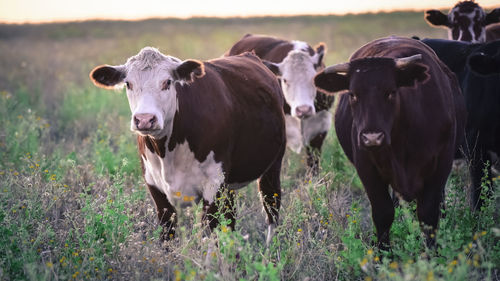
[[389, 261, 398, 269]]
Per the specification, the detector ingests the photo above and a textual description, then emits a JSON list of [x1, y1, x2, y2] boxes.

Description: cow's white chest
[[142, 141, 224, 206], [285, 110, 332, 153]]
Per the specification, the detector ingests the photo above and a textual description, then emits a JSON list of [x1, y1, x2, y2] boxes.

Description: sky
[[0, 0, 498, 24]]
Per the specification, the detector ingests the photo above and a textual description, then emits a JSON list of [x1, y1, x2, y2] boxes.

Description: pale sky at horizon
[[0, 0, 498, 24]]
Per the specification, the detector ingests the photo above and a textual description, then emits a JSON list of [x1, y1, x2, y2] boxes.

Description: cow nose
[[361, 132, 385, 147], [295, 105, 313, 119], [134, 113, 157, 130]]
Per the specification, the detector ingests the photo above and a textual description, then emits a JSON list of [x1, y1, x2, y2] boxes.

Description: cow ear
[[173, 59, 205, 83], [89, 65, 126, 89], [261, 60, 282, 76], [468, 52, 500, 75], [314, 71, 349, 95], [396, 63, 430, 88], [314, 43, 327, 70], [425, 10, 450, 27], [485, 8, 500, 25]]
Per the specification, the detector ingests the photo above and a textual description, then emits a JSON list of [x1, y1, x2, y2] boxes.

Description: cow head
[[467, 41, 500, 75], [89, 47, 205, 139], [314, 55, 429, 148], [425, 1, 500, 43], [263, 43, 326, 119]]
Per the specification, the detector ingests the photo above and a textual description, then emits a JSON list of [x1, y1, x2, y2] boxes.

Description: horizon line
[[0, 7, 457, 25]]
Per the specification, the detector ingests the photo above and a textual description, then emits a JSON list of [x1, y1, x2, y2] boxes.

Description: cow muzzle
[[133, 113, 159, 131], [361, 132, 385, 147], [295, 105, 314, 119]]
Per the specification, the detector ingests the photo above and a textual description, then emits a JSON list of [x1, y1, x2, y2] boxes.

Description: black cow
[[425, 1, 500, 43], [314, 37, 466, 249], [421, 38, 500, 210]]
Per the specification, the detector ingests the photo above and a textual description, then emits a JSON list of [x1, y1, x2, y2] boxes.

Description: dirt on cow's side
[[1, 12, 499, 281]]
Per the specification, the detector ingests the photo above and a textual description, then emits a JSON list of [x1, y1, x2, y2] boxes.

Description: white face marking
[[449, 6, 486, 43], [124, 47, 183, 139], [142, 141, 224, 206], [279, 50, 318, 117], [292, 40, 310, 52]]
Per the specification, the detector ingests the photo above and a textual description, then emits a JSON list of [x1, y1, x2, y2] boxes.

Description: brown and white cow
[[486, 22, 500, 41], [89, 48, 286, 245], [425, 1, 500, 43], [226, 34, 333, 175], [314, 37, 466, 249]]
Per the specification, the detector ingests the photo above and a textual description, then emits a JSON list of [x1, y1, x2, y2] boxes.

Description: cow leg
[[147, 184, 177, 241], [365, 183, 394, 251], [202, 188, 236, 231], [358, 162, 393, 250], [470, 148, 492, 211], [416, 181, 445, 248], [306, 132, 327, 177], [258, 152, 284, 246]]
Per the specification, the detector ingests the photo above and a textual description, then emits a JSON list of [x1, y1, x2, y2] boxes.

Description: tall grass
[[0, 12, 499, 280]]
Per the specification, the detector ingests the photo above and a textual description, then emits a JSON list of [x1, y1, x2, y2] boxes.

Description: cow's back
[[486, 23, 500, 42], [227, 34, 295, 63], [170, 52, 286, 184]]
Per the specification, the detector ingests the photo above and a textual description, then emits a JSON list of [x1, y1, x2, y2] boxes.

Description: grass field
[[0, 11, 499, 281]]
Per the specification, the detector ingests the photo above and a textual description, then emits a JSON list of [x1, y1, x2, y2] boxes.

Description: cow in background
[[421, 38, 500, 210], [314, 37, 466, 249], [89, 48, 286, 245], [425, 1, 500, 43], [227, 34, 334, 176], [486, 23, 500, 41]]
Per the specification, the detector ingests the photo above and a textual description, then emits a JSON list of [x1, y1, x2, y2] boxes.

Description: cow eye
[[125, 81, 133, 90], [162, 79, 172, 91], [282, 79, 288, 84]]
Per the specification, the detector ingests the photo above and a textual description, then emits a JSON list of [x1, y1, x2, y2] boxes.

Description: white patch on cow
[[302, 110, 332, 145], [266, 223, 276, 246], [291, 40, 309, 52], [280, 50, 318, 117], [142, 141, 224, 207], [449, 6, 487, 43], [123, 47, 188, 139], [285, 115, 303, 153], [284, 110, 332, 153]]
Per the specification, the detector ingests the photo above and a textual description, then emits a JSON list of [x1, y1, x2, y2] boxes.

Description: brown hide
[[317, 37, 466, 249]]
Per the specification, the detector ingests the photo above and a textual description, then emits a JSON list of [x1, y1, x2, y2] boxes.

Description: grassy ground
[[0, 12, 499, 281]]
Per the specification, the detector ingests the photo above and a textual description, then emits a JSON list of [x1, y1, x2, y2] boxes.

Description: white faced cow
[[425, 1, 500, 43], [227, 34, 334, 175], [89, 48, 286, 245]]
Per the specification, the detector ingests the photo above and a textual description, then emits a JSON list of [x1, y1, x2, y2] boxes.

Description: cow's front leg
[[147, 184, 177, 241], [202, 188, 236, 231], [306, 131, 327, 176], [357, 162, 393, 250]]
